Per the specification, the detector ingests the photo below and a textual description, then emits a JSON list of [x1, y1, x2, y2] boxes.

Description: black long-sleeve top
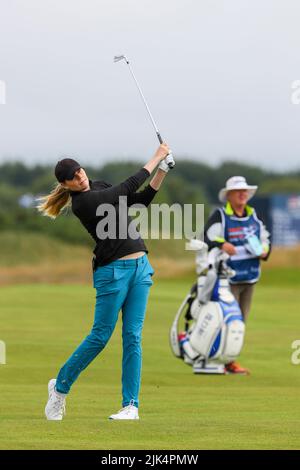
[[71, 167, 157, 268]]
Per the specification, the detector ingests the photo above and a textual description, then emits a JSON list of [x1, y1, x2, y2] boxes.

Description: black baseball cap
[[55, 158, 81, 183]]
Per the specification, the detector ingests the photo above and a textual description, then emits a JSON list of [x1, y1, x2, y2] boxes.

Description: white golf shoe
[[45, 379, 66, 421], [109, 403, 139, 420]]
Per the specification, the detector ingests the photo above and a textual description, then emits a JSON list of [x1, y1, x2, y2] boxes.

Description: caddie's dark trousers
[[230, 283, 255, 322]]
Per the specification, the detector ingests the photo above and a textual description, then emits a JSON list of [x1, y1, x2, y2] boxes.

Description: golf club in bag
[[169, 240, 245, 374], [114, 55, 175, 169]]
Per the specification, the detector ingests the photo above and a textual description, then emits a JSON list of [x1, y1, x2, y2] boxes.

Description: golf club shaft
[[126, 62, 161, 140], [124, 59, 175, 168]]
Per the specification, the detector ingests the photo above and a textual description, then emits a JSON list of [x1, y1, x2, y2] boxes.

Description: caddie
[[204, 176, 271, 374]]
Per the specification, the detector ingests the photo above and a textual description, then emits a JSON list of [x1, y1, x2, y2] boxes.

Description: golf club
[[114, 54, 175, 169]]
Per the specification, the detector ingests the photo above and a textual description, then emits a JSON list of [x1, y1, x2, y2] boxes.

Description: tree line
[[0, 159, 299, 245]]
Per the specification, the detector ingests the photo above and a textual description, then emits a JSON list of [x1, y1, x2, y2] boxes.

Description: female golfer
[[204, 176, 271, 374], [39, 143, 171, 420]]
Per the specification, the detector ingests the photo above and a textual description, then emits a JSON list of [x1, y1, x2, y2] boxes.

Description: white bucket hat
[[218, 176, 258, 203]]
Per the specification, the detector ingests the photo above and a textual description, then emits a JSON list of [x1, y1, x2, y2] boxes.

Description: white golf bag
[[170, 241, 245, 374]]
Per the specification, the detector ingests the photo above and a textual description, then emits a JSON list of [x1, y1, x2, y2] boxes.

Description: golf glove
[[159, 153, 175, 173]]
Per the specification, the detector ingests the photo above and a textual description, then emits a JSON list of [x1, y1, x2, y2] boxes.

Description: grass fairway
[[1, 274, 300, 450]]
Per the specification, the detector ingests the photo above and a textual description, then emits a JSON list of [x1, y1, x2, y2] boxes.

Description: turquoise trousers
[[56, 254, 154, 408]]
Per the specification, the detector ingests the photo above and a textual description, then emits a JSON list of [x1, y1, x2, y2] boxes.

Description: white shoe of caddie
[[45, 378, 66, 421], [109, 404, 139, 420]]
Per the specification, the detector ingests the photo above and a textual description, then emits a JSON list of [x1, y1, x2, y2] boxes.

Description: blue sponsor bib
[[221, 205, 261, 283]]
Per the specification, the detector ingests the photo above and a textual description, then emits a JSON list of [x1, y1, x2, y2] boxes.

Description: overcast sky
[[0, 0, 299, 170]]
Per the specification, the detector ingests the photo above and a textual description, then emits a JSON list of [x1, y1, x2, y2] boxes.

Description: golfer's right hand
[[154, 143, 170, 161], [221, 242, 236, 256]]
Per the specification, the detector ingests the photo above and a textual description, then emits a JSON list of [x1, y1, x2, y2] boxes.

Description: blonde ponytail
[[37, 183, 71, 218]]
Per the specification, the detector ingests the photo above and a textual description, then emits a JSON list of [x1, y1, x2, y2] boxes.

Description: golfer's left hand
[[158, 151, 174, 173]]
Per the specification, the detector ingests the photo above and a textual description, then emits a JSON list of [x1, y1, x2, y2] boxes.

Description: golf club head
[[114, 55, 129, 64]]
